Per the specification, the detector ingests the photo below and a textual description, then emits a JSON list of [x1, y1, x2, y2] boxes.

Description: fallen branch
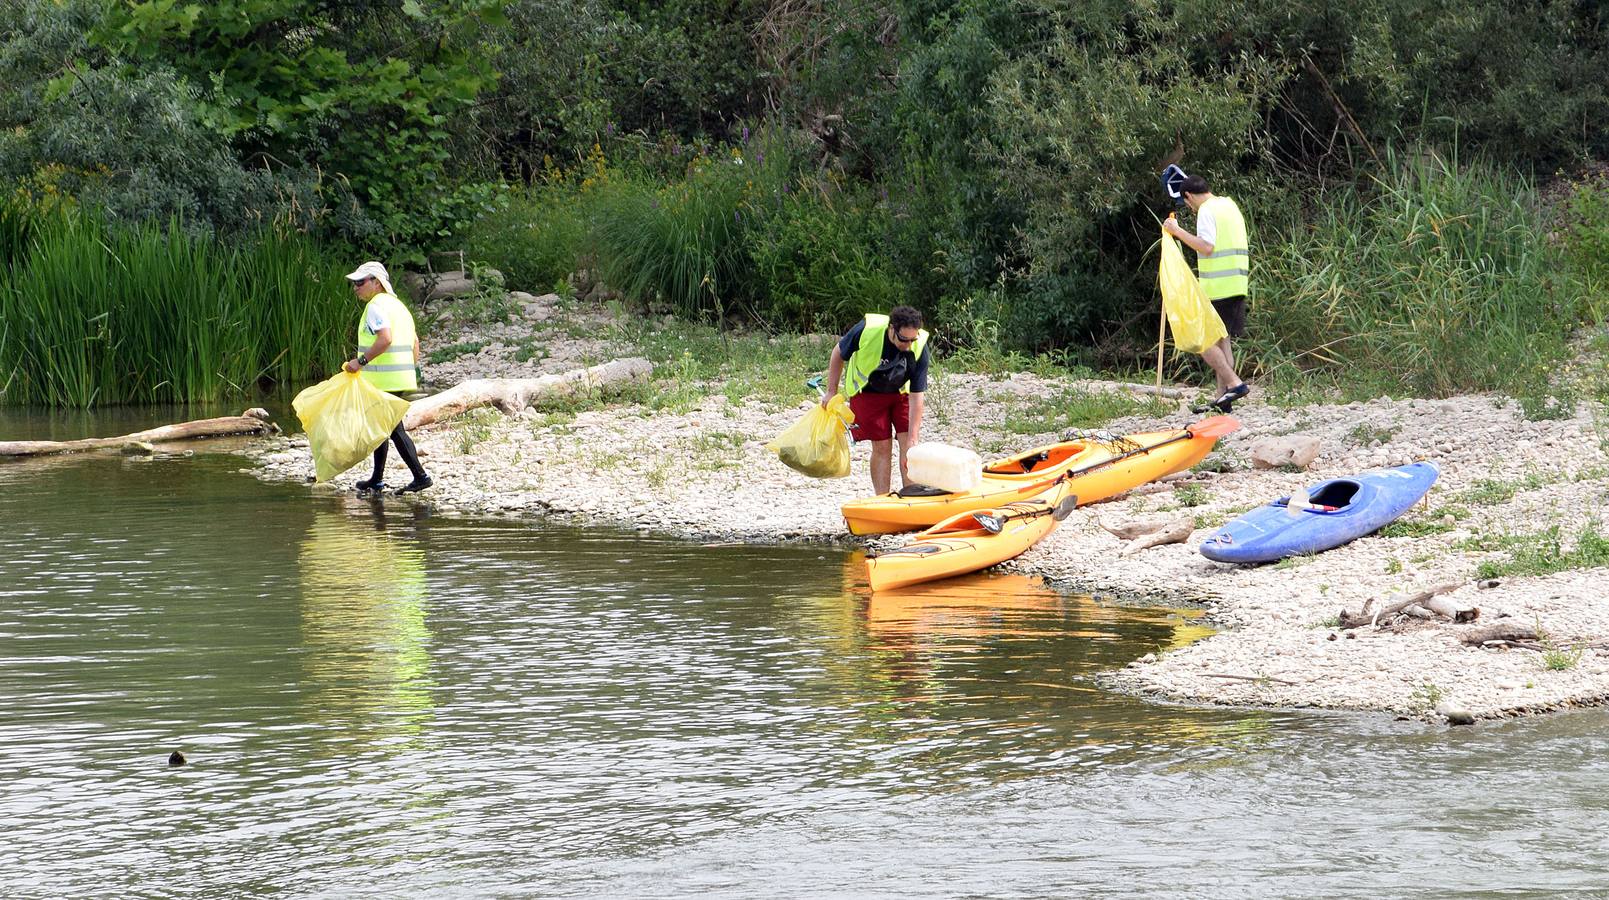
[[1096, 516, 1174, 542], [1203, 673, 1299, 686], [1459, 622, 1539, 646], [0, 409, 276, 458], [1120, 517, 1193, 556], [1340, 580, 1471, 629], [404, 357, 654, 429]]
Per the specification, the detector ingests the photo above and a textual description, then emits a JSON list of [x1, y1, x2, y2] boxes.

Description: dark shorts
[[848, 391, 910, 442], [1212, 295, 1247, 338]]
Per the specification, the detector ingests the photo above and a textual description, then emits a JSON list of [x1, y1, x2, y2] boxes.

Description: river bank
[[247, 293, 1609, 722]]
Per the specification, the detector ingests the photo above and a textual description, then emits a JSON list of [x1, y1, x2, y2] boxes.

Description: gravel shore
[[249, 294, 1609, 722]]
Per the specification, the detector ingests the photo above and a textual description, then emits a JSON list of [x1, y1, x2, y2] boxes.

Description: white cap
[[344, 261, 394, 296]]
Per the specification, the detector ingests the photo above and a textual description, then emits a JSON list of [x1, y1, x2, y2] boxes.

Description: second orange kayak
[[866, 481, 1075, 592]]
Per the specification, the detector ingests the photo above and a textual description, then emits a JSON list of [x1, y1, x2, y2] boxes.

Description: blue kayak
[[1199, 462, 1440, 564]]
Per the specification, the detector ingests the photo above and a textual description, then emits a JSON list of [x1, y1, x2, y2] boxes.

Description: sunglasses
[[350, 277, 372, 287], [893, 331, 920, 344]]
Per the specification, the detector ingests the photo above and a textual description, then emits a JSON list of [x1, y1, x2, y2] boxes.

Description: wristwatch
[[356, 354, 368, 367]]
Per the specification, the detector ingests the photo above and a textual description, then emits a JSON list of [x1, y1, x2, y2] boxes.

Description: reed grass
[[1251, 147, 1589, 399], [0, 204, 351, 407]]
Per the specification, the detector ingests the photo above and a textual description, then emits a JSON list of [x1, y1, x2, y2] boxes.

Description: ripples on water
[[3, 438, 1608, 897]]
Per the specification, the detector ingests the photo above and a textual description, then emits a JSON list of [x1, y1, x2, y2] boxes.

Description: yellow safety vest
[[357, 292, 418, 392], [844, 313, 930, 398], [1197, 196, 1249, 301]]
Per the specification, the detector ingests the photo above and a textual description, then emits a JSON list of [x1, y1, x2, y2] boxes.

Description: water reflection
[[297, 503, 435, 748], [12, 421, 1609, 895]]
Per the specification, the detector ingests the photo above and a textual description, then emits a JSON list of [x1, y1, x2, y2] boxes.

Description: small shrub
[[1411, 682, 1446, 713], [428, 341, 487, 364], [1347, 422, 1400, 446], [1173, 484, 1209, 507]]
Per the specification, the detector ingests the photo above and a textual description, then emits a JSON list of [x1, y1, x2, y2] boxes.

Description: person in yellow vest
[[1163, 174, 1251, 413], [821, 306, 931, 494], [342, 261, 432, 494]]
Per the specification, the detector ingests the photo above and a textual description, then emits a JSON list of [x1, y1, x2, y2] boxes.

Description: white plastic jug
[[906, 442, 984, 494]]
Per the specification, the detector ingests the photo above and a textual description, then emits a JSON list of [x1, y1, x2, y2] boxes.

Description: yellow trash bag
[[767, 394, 855, 478], [1159, 225, 1230, 354], [292, 371, 412, 482]]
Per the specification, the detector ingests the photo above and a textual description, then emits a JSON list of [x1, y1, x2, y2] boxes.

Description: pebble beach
[[248, 292, 1609, 723]]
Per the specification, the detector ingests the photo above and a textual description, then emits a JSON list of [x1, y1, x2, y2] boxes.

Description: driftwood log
[[403, 357, 653, 429], [1339, 580, 1479, 629], [1458, 622, 1539, 646], [1120, 517, 1194, 556], [1109, 382, 1185, 400], [0, 409, 277, 458]]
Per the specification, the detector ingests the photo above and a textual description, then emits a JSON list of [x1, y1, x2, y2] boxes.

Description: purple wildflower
[[755, 149, 764, 166], [742, 126, 750, 143]]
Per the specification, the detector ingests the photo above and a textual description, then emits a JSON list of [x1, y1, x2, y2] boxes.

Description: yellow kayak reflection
[[298, 502, 434, 747], [846, 551, 1215, 650]]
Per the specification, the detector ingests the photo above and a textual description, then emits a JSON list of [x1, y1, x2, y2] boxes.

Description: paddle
[[973, 494, 1080, 534], [977, 414, 1239, 502], [1051, 414, 1239, 484]]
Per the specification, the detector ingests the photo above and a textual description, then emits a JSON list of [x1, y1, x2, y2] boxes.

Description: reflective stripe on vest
[[357, 292, 418, 392], [843, 313, 929, 398], [1197, 196, 1249, 300]]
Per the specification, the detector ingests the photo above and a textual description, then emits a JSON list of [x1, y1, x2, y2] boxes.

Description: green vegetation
[[0, 203, 348, 406], [1347, 423, 1400, 447], [1455, 473, 1557, 507], [1379, 517, 1456, 539], [1003, 388, 1171, 435], [1476, 524, 1609, 580], [1411, 682, 1446, 714], [1173, 484, 1209, 508], [450, 408, 502, 454], [429, 342, 489, 364], [3, 1, 1608, 407]]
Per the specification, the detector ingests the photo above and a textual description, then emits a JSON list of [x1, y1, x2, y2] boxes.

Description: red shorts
[[848, 391, 910, 442]]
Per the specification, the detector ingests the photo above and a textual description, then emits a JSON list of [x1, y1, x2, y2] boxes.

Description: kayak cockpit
[[1310, 480, 1360, 509], [985, 443, 1090, 475]]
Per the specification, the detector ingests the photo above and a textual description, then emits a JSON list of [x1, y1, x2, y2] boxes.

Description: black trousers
[[370, 391, 426, 482]]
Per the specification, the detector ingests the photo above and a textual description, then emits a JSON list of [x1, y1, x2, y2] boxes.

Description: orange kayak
[[866, 481, 1075, 592], [842, 415, 1239, 535]]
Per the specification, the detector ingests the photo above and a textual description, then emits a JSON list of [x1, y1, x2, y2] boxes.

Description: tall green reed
[[0, 204, 353, 407], [1251, 146, 1588, 398]]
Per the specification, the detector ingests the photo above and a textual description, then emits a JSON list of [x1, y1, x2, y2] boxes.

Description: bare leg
[[870, 438, 894, 494], [895, 430, 915, 487], [1200, 341, 1242, 393]]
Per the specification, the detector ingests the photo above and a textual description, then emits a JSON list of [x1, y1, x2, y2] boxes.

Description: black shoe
[[355, 477, 386, 494], [1211, 383, 1251, 412], [395, 475, 434, 494]]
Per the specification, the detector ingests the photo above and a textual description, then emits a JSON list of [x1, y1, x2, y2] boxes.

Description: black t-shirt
[[837, 321, 930, 394]]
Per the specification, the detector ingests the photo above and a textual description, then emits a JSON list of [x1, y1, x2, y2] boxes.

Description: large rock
[[1250, 435, 1322, 469], [401, 269, 503, 302]]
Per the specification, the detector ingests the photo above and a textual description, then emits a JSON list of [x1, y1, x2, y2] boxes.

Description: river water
[[3, 410, 1608, 897]]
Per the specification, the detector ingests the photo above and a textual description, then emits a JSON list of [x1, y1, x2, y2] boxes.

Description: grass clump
[[450, 407, 502, 454], [1003, 387, 1171, 434], [428, 341, 487, 364], [1379, 517, 1455, 538], [1173, 484, 1209, 507], [1476, 524, 1609, 579], [1410, 682, 1446, 714], [1346, 422, 1400, 446]]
